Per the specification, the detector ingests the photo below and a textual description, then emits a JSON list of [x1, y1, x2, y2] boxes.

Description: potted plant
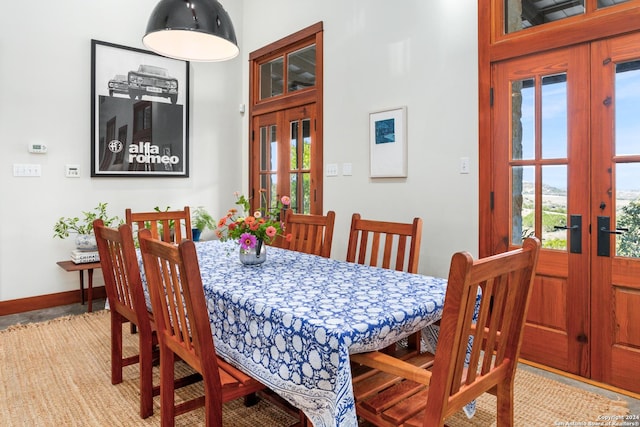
[[191, 206, 215, 242], [53, 202, 121, 250]]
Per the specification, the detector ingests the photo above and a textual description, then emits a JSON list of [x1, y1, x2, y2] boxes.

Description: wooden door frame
[[248, 23, 324, 214]]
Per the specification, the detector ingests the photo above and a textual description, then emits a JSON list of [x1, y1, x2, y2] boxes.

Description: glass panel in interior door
[[302, 119, 311, 170], [290, 121, 299, 169]]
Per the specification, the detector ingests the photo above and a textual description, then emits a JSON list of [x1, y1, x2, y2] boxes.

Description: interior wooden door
[[251, 111, 282, 212], [492, 45, 591, 376], [491, 35, 640, 393], [250, 104, 321, 215], [284, 104, 320, 215], [590, 32, 640, 393]]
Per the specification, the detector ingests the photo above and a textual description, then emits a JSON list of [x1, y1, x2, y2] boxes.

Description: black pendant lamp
[[143, 0, 239, 62]]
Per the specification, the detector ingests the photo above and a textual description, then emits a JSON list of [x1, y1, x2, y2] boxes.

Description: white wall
[[0, 0, 245, 301], [0, 0, 478, 303], [242, 1, 479, 278]]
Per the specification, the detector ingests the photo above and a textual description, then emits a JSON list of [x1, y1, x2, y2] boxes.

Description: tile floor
[[1, 298, 639, 417]]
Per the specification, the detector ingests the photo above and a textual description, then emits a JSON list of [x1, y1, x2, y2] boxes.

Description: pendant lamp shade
[[143, 0, 239, 62]]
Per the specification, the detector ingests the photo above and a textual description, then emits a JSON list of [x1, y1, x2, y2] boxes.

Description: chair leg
[[299, 410, 312, 426], [495, 381, 514, 426], [111, 312, 123, 385], [244, 392, 260, 407], [138, 332, 154, 418], [204, 375, 223, 427], [160, 348, 176, 427]]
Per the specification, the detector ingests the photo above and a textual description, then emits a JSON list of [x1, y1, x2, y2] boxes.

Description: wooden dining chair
[[139, 229, 265, 427], [350, 237, 541, 427], [93, 219, 201, 419], [347, 213, 423, 351], [280, 210, 336, 258], [125, 206, 192, 244], [94, 219, 156, 418], [347, 213, 423, 273]]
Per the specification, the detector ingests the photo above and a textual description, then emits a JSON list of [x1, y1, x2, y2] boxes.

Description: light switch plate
[[326, 163, 338, 176], [13, 163, 41, 177], [459, 157, 470, 174]]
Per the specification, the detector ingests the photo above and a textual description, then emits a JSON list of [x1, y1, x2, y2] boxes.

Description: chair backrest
[[281, 210, 336, 258], [138, 228, 222, 392], [93, 219, 152, 336], [350, 237, 541, 426], [125, 206, 192, 244], [346, 213, 423, 273], [424, 237, 541, 424]]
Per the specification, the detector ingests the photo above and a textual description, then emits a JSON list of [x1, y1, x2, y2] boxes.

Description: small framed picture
[[369, 107, 407, 178], [91, 39, 189, 177]]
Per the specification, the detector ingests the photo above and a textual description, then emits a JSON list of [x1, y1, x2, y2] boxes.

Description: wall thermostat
[[28, 143, 48, 153]]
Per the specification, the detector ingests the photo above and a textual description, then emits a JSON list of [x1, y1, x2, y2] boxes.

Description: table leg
[[87, 269, 94, 313], [78, 271, 85, 305]]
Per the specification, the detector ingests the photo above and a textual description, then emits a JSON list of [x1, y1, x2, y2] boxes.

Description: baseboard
[[520, 358, 640, 400], [0, 287, 107, 316]]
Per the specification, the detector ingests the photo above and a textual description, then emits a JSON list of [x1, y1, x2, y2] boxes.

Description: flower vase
[[239, 239, 267, 266], [75, 234, 97, 251]]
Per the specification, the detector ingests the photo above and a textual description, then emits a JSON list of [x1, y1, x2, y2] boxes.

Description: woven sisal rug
[[0, 310, 629, 426]]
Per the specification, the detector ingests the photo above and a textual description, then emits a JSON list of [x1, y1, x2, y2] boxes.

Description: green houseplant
[[191, 206, 215, 241], [53, 202, 121, 249]]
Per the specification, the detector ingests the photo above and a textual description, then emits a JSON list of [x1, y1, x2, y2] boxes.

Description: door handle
[[597, 216, 628, 257], [554, 214, 582, 254]]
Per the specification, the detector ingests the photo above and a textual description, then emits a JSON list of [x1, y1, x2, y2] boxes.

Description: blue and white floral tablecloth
[[141, 240, 449, 426]]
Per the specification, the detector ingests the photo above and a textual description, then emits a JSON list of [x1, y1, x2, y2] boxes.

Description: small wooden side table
[[56, 261, 102, 312]]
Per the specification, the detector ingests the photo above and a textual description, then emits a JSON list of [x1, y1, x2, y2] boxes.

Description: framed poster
[[91, 39, 189, 177], [369, 107, 407, 178]]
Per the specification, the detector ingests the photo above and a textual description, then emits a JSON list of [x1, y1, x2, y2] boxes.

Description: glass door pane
[[510, 72, 570, 249], [505, 0, 585, 33], [287, 45, 316, 92], [260, 57, 284, 100], [259, 123, 278, 212], [598, 0, 631, 9], [289, 116, 312, 214], [614, 60, 640, 258]]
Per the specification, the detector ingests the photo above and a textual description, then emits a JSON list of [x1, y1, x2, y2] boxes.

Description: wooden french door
[[491, 32, 640, 393], [250, 104, 322, 215], [590, 33, 640, 393]]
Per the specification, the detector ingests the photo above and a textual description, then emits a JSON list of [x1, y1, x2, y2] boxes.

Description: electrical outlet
[[65, 164, 80, 178]]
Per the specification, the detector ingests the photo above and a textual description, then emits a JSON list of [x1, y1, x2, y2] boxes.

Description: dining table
[[139, 239, 455, 427]]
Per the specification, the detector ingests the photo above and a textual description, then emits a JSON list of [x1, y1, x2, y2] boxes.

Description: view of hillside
[[516, 182, 640, 256]]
